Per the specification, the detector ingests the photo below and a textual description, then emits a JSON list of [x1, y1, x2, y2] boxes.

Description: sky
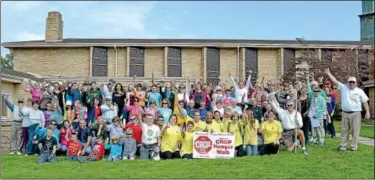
[[0, 1, 363, 56]]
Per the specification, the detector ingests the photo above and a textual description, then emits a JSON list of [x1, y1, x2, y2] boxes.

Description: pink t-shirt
[[30, 88, 43, 101], [125, 105, 144, 118]]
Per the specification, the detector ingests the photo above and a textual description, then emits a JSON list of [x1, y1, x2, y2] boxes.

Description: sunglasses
[[130, 118, 136, 121], [126, 133, 132, 135], [348, 81, 356, 84], [162, 102, 168, 104], [287, 105, 293, 107], [314, 91, 320, 93], [51, 124, 57, 126], [150, 102, 155, 104]]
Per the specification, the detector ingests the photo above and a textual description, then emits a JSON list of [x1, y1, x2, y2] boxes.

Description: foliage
[[2, 138, 374, 179], [1, 50, 14, 69], [282, 48, 374, 84]]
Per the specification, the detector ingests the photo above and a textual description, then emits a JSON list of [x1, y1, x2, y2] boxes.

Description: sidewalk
[[335, 133, 374, 147]]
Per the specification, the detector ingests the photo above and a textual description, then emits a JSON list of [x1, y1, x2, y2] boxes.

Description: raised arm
[[245, 72, 253, 90], [324, 68, 340, 87], [151, 71, 155, 85], [229, 73, 239, 91]]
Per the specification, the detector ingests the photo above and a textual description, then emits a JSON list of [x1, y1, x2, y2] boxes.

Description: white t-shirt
[[338, 83, 369, 112], [141, 123, 161, 145]]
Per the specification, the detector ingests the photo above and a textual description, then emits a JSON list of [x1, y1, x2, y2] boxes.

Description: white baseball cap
[[347, 77, 357, 83]]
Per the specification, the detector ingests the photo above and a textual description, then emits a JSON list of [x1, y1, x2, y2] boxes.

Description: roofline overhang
[[2, 42, 374, 49], [0, 74, 23, 83]]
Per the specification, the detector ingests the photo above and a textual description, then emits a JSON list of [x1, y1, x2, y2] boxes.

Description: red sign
[[194, 136, 212, 154]]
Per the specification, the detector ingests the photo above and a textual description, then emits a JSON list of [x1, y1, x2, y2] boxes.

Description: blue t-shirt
[[76, 128, 93, 144], [109, 143, 123, 157], [148, 92, 162, 107], [158, 108, 172, 125]]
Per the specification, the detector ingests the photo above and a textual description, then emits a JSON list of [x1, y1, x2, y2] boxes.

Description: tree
[[1, 50, 14, 69], [282, 47, 374, 85]]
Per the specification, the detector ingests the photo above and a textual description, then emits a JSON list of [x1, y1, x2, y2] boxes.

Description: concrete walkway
[[335, 133, 374, 147]]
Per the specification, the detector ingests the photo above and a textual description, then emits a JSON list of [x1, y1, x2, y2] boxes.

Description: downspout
[[114, 44, 118, 76], [237, 44, 240, 81]]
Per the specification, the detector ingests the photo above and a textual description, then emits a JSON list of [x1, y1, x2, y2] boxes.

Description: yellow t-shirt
[[193, 120, 207, 132], [223, 120, 243, 147], [243, 120, 259, 145], [205, 121, 222, 133], [261, 120, 283, 144], [161, 125, 181, 152], [221, 118, 232, 132], [173, 107, 188, 126], [180, 131, 194, 156]]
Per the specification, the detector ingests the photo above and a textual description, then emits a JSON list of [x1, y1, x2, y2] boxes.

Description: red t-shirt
[[94, 106, 101, 119], [330, 90, 338, 102], [89, 142, 105, 160], [67, 140, 82, 156], [125, 123, 142, 145]]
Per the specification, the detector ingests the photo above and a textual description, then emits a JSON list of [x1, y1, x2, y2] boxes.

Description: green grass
[[1, 138, 374, 179], [334, 121, 375, 139]]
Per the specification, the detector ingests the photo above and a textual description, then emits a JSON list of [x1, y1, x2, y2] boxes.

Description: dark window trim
[[167, 47, 182, 77], [92, 46, 108, 77]]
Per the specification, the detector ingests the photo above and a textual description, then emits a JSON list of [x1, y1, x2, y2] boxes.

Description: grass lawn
[[334, 121, 375, 139], [1, 138, 374, 179]]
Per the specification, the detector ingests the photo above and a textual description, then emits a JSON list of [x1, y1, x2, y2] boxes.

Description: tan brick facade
[[45, 11, 63, 41], [144, 48, 164, 77], [258, 49, 279, 83], [220, 48, 237, 83], [182, 48, 203, 78], [13, 47, 90, 77], [239, 48, 245, 82]]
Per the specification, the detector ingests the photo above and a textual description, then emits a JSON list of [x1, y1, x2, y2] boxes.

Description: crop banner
[[193, 132, 235, 159]]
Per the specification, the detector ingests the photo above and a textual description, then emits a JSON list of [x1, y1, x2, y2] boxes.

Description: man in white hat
[[325, 68, 370, 152]]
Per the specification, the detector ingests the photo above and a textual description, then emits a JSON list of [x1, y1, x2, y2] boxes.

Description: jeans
[[302, 116, 310, 143], [107, 155, 121, 162], [80, 141, 92, 154], [140, 144, 157, 159], [38, 152, 56, 164], [246, 145, 258, 156], [26, 124, 39, 155], [60, 145, 68, 152], [326, 116, 336, 137], [67, 156, 78, 161]]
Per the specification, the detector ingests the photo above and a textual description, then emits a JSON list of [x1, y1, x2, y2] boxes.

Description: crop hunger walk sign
[[193, 132, 235, 159]]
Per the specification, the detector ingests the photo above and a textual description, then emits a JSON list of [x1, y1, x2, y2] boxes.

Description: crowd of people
[[3, 68, 370, 164]]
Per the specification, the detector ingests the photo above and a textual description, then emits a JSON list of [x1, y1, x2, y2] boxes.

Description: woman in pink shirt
[[59, 120, 74, 153], [24, 79, 44, 103], [124, 97, 144, 118], [145, 100, 158, 119]]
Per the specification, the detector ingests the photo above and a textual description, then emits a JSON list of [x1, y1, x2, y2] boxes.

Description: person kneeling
[[122, 128, 137, 160], [38, 128, 57, 164], [107, 136, 123, 162], [78, 137, 105, 163]]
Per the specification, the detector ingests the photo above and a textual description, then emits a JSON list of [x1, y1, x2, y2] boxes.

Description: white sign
[[193, 132, 235, 159]]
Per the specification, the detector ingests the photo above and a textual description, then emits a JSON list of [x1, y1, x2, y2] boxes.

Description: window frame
[[1, 93, 10, 120], [167, 47, 182, 77]]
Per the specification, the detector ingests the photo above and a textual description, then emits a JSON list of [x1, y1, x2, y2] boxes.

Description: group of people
[[3, 68, 370, 164]]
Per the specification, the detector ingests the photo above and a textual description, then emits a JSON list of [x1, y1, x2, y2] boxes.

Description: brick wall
[[107, 47, 127, 77], [13, 47, 90, 77], [0, 123, 11, 152], [182, 48, 203, 78], [258, 49, 278, 83], [145, 48, 164, 77], [239, 48, 245, 82], [276, 49, 282, 77], [220, 48, 237, 85]]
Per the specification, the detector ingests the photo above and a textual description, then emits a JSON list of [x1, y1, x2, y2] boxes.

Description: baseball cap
[[348, 77, 357, 83]]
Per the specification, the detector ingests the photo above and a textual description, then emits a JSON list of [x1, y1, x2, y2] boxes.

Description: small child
[[122, 128, 137, 160], [37, 128, 57, 164], [67, 133, 82, 161], [107, 136, 123, 162], [78, 137, 105, 163]]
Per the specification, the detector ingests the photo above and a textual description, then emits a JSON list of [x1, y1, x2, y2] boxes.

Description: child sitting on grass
[[37, 128, 57, 164], [78, 137, 105, 163], [107, 136, 123, 162], [67, 132, 81, 161], [122, 128, 137, 160]]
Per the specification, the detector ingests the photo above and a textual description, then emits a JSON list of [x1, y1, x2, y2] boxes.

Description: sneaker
[[34, 154, 39, 156], [9, 152, 15, 155], [351, 147, 357, 151], [338, 146, 346, 152], [302, 149, 308, 155], [24, 154, 29, 156], [16, 152, 22, 155], [122, 157, 128, 160]]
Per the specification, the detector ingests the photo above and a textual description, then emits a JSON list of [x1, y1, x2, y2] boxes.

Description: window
[[1, 94, 9, 118], [321, 49, 333, 62], [283, 48, 296, 73], [362, 0, 374, 14], [245, 48, 258, 84], [92, 47, 108, 77], [167, 47, 182, 77], [129, 47, 145, 77], [206, 47, 220, 85]]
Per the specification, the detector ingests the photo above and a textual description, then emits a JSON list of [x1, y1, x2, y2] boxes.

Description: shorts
[[282, 130, 295, 147]]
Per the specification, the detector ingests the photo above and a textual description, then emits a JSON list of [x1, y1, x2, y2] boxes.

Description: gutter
[[2, 43, 374, 49], [114, 44, 118, 76]]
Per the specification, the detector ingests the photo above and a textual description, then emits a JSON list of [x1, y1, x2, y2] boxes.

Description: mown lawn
[[1, 138, 374, 179], [334, 120, 375, 139]]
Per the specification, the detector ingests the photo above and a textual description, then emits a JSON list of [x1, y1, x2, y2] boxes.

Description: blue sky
[[1, 1, 362, 56]]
